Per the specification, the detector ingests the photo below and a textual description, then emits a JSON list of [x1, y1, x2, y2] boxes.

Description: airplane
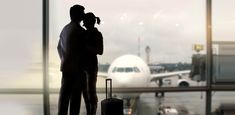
[[98, 54, 191, 99]]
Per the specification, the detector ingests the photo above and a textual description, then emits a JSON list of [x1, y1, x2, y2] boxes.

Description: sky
[[49, 0, 234, 64], [50, 0, 206, 64]]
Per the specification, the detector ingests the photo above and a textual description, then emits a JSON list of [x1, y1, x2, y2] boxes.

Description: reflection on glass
[[0, 1, 42, 88]]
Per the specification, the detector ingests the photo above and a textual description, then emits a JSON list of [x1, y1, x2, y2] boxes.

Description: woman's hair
[[84, 12, 101, 25]]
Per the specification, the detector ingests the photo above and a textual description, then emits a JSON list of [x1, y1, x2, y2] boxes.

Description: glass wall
[[0, 1, 42, 88], [211, 1, 235, 113], [49, 0, 206, 89], [50, 92, 206, 115], [0, 95, 43, 115], [212, 0, 235, 84], [212, 0, 235, 42], [0, 0, 234, 115], [0, 0, 42, 114], [49, 0, 207, 114], [211, 92, 235, 114]]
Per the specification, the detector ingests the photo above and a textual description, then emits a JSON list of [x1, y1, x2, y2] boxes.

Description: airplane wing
[[150, 70, 190, 82], [97, 72, 108, 78]]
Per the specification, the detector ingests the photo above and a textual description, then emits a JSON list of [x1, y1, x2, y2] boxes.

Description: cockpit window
[[117, 68, 125, 72], [134, 67, 140, 72], [112, 67, 140, 73], [125, 67, 133, 72], [112, 67, 117, 72]]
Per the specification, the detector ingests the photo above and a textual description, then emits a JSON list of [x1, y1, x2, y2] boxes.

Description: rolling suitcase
[[101, 79, 124, 115]]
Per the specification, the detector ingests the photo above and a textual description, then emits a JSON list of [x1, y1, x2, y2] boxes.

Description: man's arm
[[96, 32, 103, 55], [57, 30, 69, 62], [85, 31, 103, 55], [57, 39, 63, 59]]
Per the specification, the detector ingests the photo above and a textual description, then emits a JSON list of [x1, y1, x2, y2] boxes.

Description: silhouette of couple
[[57, 4, 103, 115]]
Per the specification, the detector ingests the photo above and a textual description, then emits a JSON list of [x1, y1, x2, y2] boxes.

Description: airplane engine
[[177, 79, 190, 88]]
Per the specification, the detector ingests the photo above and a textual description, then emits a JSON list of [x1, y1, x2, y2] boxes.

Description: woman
[[83, 12, 103, 115]]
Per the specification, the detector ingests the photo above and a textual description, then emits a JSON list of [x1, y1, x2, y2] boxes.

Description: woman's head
[[83, 12, 100, 29]]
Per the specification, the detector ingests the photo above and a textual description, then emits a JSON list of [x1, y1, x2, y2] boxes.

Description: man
[[57, 4, 86, 115]]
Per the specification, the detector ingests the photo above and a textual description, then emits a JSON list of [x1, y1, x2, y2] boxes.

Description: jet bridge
[[190, 41, 235, 84], [213, 41, 235, 84]]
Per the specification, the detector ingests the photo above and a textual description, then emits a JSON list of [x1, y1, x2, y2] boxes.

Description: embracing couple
[[57, 4, 103, 115]]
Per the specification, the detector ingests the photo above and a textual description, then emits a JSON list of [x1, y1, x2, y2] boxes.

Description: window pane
[[125, 67, 133, 72], [50, 92, 205, 115], [49, 0, 206, 90], [0, 1, 42, 88], [212, 92, 235, 114], [49, 0, 207, 114], [212, 0, 235, 41], [212, 0, 235, 84], [0, 95, 43, 115]]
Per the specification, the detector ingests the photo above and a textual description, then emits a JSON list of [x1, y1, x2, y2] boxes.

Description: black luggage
[[101, 79, 124, 115]]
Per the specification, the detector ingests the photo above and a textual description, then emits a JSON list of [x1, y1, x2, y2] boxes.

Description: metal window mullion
[[206, 0, 213, 115], [43, 0, 50, 115]]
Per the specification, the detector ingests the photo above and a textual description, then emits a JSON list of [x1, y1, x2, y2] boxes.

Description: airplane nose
[[117, 76, 130, 83], [112, 74, 133, 87]]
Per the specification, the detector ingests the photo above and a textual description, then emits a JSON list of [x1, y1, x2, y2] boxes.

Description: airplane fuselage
[[107, 54, 151, 98], [104, 54, 191, 98]]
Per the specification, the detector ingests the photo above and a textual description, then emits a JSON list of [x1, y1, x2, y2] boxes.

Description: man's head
[[70, 4, 85, 22]]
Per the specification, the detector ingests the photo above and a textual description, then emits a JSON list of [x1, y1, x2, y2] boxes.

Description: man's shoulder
[[61, 23, 74, 31], [64, 22, 74, 27], [74, 26, 85, 36]]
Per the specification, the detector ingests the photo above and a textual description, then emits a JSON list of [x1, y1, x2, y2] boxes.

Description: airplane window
[[115, 67, 135, 73], [117, 67, 125, 72], [112, 67, 117, 73], [125, 67, 133, 72], [134, 67, 140, 73]]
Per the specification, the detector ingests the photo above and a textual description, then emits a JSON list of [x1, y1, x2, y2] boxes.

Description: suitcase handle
[[106, 78, 112, 99]]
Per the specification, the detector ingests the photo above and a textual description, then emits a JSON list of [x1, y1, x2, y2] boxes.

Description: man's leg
[[70, 72, 82, 115], [58, 72, 72, 115]]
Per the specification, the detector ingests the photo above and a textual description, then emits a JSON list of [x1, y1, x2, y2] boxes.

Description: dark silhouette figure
[[155, 78, 164, 97], [158, 78, 165, 97], [83, 12, 103, 115], [57, 4, 86, 115]]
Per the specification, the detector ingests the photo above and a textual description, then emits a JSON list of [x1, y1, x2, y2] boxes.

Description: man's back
[[58, 22, 85, 72]]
